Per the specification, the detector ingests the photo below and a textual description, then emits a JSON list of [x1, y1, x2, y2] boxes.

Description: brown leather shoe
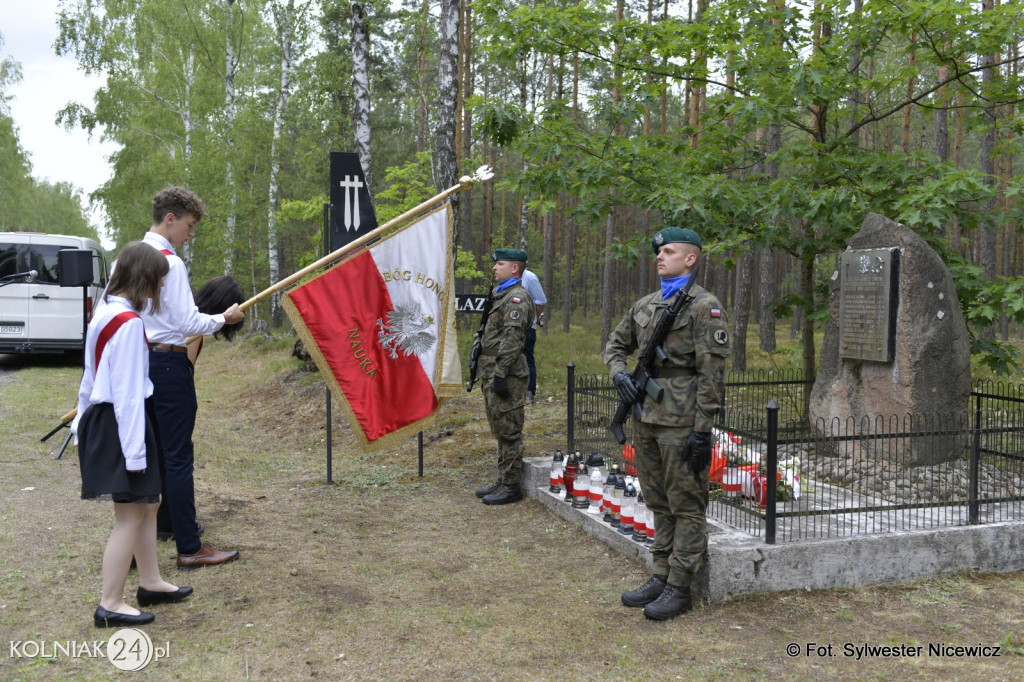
[[176, 542, 239, 569]]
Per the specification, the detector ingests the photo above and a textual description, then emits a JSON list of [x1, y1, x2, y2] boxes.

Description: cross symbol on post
[[339, 175, 364, 232]]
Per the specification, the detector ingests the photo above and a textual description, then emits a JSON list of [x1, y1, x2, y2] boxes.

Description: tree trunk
[[978, 0, 997, 344], [934, 60, 949, 163], [732, 248, 754, 371], [416, 0, 429, 153], [562, 214, 575, 333], [601, 210, 615, 348], [267, 0, 294, 327], [435, 0, 461, 252], [224, 0, 237, 276], [798, 244, 816, 414], [181, 49, 196, 274], [352, 3, 373, 199], [460, 0, 474, 253], [902, 33, 916, 155]]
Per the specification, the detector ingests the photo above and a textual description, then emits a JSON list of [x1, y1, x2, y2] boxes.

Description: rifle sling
[[654, 367, 695, 378]]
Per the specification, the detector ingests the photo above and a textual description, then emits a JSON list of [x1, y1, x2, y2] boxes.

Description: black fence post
[[970, 390, 981, 524], [566, 361, 576, 455], [765, 399, 779, 544]]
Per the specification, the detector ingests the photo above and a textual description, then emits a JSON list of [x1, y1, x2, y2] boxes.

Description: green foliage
[[455, 246, 486, 287], [476, 101, 523, 147], [0, 42, 94, 238], [946, 256, 1024, 375], [374, 151, 435, 223], [472, 0, 1024, 374], [604, 235, 644, 269]]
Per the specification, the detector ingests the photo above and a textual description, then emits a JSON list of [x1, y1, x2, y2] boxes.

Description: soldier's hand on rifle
[[686, 431, 713, 471], [613, 371, 639, 404], [493, 376, 511, 399]]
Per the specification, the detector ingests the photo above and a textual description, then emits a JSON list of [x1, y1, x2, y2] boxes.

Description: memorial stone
[[810, 213, 971, 466]]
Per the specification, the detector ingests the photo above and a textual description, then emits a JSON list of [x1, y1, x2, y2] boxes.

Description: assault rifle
[[609, 260, 701, 444], [465, 293, 493, 392]]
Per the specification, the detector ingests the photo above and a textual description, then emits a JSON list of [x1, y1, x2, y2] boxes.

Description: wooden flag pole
[[49, 168, 492, 431], [239, 173, 479, 311]]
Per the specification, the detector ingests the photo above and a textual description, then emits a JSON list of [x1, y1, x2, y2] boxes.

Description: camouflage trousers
[[635, 421, 709, 588], [482, 374, 527, 485]]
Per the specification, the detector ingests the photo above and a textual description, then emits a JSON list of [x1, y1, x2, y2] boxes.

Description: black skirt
[[78, 398, 162, 503]]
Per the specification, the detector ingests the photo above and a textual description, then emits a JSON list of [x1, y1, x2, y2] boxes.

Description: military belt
[[654, 367, 695, 378]]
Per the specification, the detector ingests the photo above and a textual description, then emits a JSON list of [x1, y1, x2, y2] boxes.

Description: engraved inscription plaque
[[839, 247, 899, 362]]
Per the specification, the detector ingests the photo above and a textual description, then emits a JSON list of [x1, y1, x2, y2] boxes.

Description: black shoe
[[137, 585, 194, 607], [482, 484, 523, 505], [94, 605, 155, 628], [475, 480, 502, 499], [621, 574, 667, 608], [642, 584, 693, 621]]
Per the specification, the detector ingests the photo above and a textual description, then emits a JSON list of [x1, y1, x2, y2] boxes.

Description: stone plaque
[[839, 247, 899, 362]]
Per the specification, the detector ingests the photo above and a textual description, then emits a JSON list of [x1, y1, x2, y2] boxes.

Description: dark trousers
[[523, 327, 538, 394], [149, 350, 202, 555]]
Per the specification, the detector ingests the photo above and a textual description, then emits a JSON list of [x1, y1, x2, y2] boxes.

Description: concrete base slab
[[521, 457, 1024, 604]]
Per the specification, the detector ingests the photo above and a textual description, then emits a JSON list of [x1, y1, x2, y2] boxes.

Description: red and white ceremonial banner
[[282, 204, 462, 450]]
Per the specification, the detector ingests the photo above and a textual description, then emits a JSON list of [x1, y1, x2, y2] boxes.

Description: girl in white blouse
[[72, 241, 193, 628]]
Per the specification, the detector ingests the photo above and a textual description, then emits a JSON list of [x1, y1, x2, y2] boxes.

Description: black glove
[[493, 376, 511, 399], [686, 431, 713, 472], [612, 371, 639, 404]]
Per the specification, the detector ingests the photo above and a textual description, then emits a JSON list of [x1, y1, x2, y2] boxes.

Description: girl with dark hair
[[71, 241, 193, 628], [187, 275, 245, 364]]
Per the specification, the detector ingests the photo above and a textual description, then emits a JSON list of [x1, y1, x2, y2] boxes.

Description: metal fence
[[565, 366, 1024, 543]]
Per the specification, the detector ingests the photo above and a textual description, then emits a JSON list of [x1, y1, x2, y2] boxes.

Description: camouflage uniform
[[478, 282, 536, 485], [604, 284, 730, 588]]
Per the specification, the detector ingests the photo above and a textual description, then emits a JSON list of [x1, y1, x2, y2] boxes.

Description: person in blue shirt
[[519, 267, 547, 404]]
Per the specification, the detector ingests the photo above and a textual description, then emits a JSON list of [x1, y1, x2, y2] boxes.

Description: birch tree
[[435, 0, 461, 249], [224, 0, 238, 274], [267, 0, 295, 327], [352, 2, 373, 198]]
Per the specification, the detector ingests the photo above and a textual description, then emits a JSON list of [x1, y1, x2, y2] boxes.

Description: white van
[[0, 232, 109, 354]]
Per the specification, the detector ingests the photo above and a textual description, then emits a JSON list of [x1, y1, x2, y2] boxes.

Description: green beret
[[651, 227, 702, 254], [492, 248, 528, 262]]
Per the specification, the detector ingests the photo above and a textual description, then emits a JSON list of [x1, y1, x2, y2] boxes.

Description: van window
[[0, 242, 106, 287], [29, 244, 65, 284], [0, 243, 19, 278]]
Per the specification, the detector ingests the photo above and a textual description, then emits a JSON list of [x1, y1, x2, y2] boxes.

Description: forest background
[[4, 0, 1024, 381]]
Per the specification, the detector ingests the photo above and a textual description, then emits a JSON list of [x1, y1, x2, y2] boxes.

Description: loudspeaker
[[58, 249, 94, 287]]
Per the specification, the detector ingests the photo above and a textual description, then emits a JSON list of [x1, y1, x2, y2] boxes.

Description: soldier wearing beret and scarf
[[474, 249, 536, 505], [603, 227, 731, 620]]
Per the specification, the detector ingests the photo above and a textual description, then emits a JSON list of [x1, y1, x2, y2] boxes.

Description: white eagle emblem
[[377, 301, 436, 359]]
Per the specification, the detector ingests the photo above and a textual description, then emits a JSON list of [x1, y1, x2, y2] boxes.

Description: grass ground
[[1, 326, 1023, 680]]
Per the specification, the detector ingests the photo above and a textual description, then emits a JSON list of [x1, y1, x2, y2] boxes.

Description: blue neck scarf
[[495, 277, 521, 294], [660, 274, 691, 301]]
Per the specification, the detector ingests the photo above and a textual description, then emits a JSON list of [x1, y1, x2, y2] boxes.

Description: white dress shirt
[[140, 232, 226, 344], [71, 296, 153, 471], [521, 269, 548, 328]]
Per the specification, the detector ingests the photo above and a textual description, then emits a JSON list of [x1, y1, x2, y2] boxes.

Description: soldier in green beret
[[474, 248, 537, 505], [603, 226, 731, 620]]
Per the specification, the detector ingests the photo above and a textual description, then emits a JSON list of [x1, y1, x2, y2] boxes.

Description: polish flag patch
[[710, 308, 722, 318], [512, 297, 522, 303]]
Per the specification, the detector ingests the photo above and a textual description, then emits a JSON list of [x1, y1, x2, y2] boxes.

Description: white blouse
[[139, 232, 226, 345], [71, 296, 153, 471]]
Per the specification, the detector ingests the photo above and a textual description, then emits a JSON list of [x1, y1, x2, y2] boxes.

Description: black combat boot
[[482, 484, 523, 505], [621, 574, 667, 607], [475, 480, 502, 499], [642, 583, 693, 621]]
